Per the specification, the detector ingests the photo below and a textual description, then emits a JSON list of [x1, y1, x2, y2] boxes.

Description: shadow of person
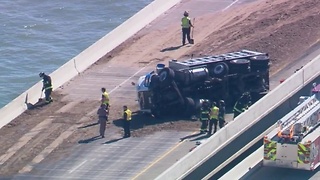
[[78, 122, 99, 129], [180, 132, 203, 142], [190, 134, 210, 141], [78, 135, 102, 144], [160, 45, 183, 52], [102, 137, 125, 144]]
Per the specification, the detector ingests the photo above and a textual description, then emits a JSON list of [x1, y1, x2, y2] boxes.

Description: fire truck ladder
[[277, 95, 320, 140]]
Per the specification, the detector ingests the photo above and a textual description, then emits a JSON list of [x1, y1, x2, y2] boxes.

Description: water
[[0, 0, 153, 108]]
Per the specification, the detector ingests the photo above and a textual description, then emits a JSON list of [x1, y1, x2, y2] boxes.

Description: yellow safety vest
[[210, 106, 219, 119], [181, 17, 190, 28], [125, 109, 132, 121], [102, 92, 109, 105]]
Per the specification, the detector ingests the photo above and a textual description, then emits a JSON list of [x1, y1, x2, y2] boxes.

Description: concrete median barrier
[[0, 0, 182, 129], [155, 54, 320, 180]]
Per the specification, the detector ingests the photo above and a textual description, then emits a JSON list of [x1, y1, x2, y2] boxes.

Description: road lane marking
[[69, 160, 87, 173], [131, 140, 185, 180], [223, 0, 240, 11], [109, 62, 153, 94], [132, 131, 199, 180]]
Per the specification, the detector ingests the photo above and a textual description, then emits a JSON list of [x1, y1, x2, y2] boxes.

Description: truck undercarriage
[[137, 50, 270, 117]]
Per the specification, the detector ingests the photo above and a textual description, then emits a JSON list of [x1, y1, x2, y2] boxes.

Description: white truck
[[136, 50, 270, 117], [263, 83, 320, 170]]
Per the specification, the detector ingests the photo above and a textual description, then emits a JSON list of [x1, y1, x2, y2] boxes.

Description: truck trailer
[[136, 50, 270, 117], [263, 83, 320, 170]]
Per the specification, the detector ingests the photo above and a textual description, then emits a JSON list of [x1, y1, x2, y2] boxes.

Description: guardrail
[[0, 0, 182, 129], [155, 54, 320, 180]]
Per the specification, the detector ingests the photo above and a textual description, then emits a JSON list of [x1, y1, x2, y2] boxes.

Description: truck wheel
[[211, 62, 229, 77], [229, 59, 250, 74], [250, 55, 270, 72], [149, 74, 160, 89], [158, 67, 175, 87]]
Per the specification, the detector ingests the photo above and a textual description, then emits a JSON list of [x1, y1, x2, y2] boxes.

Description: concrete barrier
[[0, 0, 182, 129], [155, 54, 320, 180]]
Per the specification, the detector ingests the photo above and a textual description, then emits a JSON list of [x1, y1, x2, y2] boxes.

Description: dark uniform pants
[[45, 88, 53, 103], [200, 120, 208, 133], [99, 116, 107, 137], [219, 117, 225, 129], [208, 118, 218, 134], [123, 120, 131, 137], [182, 27, 191, 45]]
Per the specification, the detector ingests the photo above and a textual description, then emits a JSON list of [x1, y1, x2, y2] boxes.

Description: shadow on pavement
[[102, 137, 125, 144], [78, 122, 99, 129], [190, 134, 210, 141], [112, 112, 195, 131], [180, 132, 203, 141], [160, 45, 183, 52], [78, 135, 102, 144]]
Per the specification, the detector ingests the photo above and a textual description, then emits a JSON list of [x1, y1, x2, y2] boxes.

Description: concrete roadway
[[10, 0, 256, 179]]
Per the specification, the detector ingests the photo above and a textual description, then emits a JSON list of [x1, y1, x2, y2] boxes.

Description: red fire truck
[[263, 83, 320, 170]]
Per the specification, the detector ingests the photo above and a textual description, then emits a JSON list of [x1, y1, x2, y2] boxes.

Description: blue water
[[0, 0, 152, 108]]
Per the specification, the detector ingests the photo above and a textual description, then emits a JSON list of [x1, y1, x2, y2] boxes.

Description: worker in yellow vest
[[101, 87, 110, 109], [181, 11, 193, 45], [123, 105, 132, 138], [208, 101, 219, 135]]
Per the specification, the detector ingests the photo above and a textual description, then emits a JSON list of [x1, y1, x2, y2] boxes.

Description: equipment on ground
[[190, 18, 195, 44], [136, 50, 270, 117], [263, 83, 320, 170]]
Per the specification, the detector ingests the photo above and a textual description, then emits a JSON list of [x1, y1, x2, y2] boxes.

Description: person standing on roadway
[[39, 72, 53, 104], [208, 101, 219, 135], [181, 11, 193, 46], [97, 104, 108, 138], [123, 105, 132, 138], [233, 92, 251, 119], [199, 100, 210, 134], [101, 87, 110, 109], [218, 100, 226, 128]]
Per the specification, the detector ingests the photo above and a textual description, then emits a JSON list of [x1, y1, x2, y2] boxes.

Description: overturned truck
[[137, 50, 270, 117]]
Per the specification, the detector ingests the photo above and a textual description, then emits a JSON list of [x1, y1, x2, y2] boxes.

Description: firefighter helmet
[[39, 72, 45, 78]]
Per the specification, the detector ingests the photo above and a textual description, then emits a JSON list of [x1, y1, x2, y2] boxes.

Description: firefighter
[[123, 105, 132, 138], [181, 11, 193, 46], [208, 101, 219, 135], [218, 100, 226, 128], [101, 87, 110, 111], [199, 99, 210, 134], [39, 72, 53, 104], [233, 92, 251, 119], [97, 104, 108, 138]]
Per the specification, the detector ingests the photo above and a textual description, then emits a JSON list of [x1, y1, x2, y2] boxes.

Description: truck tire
[[149, 74, 160, 89], [211, 62, 229, 77], [250, 55, 270, 72], [229, 59, 250, 74], [158, 67, 175, 87]]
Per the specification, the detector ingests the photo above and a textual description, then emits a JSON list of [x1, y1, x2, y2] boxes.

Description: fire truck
[[263, 83, 320, 170], [136, 50, 270, 117]]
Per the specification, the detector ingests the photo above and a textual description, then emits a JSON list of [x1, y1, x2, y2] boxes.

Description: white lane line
[[222, 0, 240, 11], [0, 118, 53, 165], [68, 160, 87, 173], [109, 62, 153, 94]]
